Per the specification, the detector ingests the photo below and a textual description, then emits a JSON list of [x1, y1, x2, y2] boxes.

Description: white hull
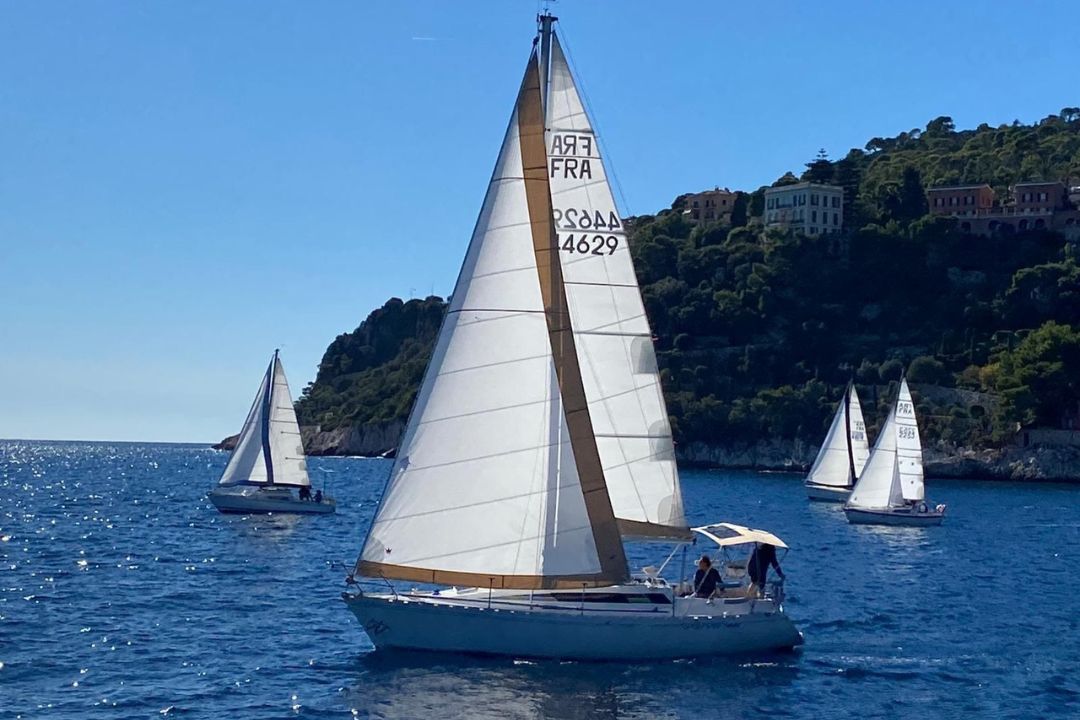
[[208, 488, 336, 515], [344, 587, 802, 661], [804, 482, 851, 503], [844, 506, 943, 526]]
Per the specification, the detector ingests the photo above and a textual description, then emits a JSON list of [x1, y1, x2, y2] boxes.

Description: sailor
[[747, 542, 784, 597], [299, 485, 312, 501], [314, 489, 323, 504], [691, 555, 722, 598]]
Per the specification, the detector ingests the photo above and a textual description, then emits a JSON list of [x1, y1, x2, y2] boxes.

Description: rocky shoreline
[[213, 422, 1080, 482]]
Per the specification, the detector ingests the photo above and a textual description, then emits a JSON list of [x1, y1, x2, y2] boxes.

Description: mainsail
[[806, 383, 870, 488], [357, 41, 629, 590], [545, 36, 688, 540], [895, 379, 924, 501], [219, 350, 310, 488], [849, 386, 870, 477]]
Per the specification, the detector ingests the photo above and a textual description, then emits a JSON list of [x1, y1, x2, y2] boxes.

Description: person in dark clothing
[[314, 489, 323, 503], [747, 543, 784, 596], [298, 485, 312, 501], [691, 555, 722, 598]]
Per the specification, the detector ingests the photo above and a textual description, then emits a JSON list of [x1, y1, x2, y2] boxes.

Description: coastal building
[[926, 181, 1080, 239], [927, 184, 995, 217], [682, 187, 736, 224], [763, 182, 843, 236]]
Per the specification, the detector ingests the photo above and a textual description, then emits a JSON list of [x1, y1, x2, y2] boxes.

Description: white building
[[764, 182, 843, 236]]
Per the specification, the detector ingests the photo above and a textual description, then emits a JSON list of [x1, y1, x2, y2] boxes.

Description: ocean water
[[1, 441, 1077, 720]]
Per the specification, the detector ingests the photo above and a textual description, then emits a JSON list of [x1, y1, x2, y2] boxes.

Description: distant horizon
[[4, 0, 1078, 443], [1, 436, 219, 446]]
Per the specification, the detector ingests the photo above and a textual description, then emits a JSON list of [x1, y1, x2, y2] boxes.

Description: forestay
[[546, 35, 688, 540], [895, 379, 924, 501], [219, 351, 310, 488], [357, 50, 628, 590]]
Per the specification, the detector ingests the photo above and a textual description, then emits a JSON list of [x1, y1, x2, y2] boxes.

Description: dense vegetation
[[297, 110, 1080, 449]]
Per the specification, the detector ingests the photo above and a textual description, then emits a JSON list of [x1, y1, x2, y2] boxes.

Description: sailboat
[[342, 13, 802, 660], [844, 377, 945, 526], [208, 350, 335, 515], [805, 381, 870, 502]]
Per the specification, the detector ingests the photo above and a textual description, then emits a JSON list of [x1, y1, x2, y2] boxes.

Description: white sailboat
[[209, 350, 335, 515], [844, 378, 945, 526], [342, 14, 801, 660], [805, 381, 870, 502]]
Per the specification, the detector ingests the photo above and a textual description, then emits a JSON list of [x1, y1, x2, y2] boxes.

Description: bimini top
[[692, 523, 789, 550]]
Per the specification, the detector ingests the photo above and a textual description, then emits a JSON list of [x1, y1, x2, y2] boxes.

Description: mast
[[538, 11, 556, 111], [260, 349, 277, 485], [843, 380, 856, 486]]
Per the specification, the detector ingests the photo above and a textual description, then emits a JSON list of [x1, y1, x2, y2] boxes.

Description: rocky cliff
[[210, 420, 405, 457], [212, 421, 1080, 481]]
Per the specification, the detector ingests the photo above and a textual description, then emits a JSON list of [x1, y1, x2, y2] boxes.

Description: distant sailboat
[[208, 350, 335, 515], [342, 13, 801, 660], [805, 381, 870, 502], [844, 377, 945, 526]]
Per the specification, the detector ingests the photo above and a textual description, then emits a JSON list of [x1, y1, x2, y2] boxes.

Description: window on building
[[811, 194, 818, 206], [693, 200, 700, 208], [810, 227, 817, 234], [1040, 192, 1047, 202], [812, 210, 817, 222], [833, 213, 839, 225], [833, 196, 840, 208]]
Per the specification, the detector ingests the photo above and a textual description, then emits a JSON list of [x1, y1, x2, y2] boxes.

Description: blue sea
[[1, 441, 1078, 719]]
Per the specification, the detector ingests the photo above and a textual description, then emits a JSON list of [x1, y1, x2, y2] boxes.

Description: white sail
[[847, 407, 904, 509], [219, 352, 310, 488], [219, 366, 270, 486], [895, 379, 924, 501], [848, 386, 870, 476], [545, 36, 687, 540], [806, 386, 855, 488], [267, 357, 310, 487], [357, 53, 627, 590]]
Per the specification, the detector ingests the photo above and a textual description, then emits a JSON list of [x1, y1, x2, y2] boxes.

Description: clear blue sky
[[2, 1, 1077, 443]]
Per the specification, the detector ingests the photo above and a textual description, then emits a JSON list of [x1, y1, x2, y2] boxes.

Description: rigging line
[[556, 25, 633, 218]]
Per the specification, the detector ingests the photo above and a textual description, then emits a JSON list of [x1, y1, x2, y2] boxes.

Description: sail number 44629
[[561, 234, 618, 255], [553, 208, 621, 231]]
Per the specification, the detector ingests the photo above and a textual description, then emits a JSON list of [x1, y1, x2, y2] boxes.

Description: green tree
[[985, 322, 1080, 427]]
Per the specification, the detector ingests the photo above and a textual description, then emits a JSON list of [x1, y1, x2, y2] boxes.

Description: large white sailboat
[[342, 14, 802, 660], [209, 350, 335, 515], [805, 381, 870, 502], [844, 378, 945, 526]]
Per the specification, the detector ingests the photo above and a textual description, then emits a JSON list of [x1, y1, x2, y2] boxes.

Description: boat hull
[[805, 483, 851, 503], [844, 506, 943, 526], [343, 591, 803, 661], [208, 489, 336, 515]]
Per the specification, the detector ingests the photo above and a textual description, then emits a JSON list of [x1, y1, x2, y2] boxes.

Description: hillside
[[292, 110, 1080, 475]]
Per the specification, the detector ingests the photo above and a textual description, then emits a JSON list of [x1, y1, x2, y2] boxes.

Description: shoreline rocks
[[212, 422, 1080, 482]]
